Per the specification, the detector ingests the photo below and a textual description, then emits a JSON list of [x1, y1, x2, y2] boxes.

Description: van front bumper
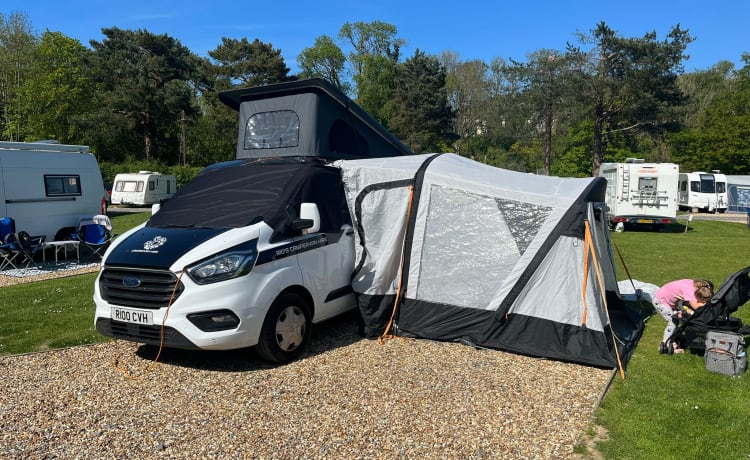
[[95, 318, 201, 350]]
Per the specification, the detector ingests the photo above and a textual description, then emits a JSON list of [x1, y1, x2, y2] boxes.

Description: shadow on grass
[[619, 223, 689, 233]]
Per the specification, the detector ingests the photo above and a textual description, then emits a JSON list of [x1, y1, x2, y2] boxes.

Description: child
[[654, 279, 713, 354]]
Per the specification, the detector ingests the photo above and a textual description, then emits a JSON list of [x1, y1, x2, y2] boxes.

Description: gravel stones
[[1, 314, 613, 459]]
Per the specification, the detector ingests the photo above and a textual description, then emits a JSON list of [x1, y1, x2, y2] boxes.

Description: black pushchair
[[663, 265, 750, 354]]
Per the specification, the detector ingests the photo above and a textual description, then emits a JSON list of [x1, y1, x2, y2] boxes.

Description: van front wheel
[[256, 293, 311, 363]]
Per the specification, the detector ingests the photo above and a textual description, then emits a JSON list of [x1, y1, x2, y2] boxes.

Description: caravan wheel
[[256, 293, 311, 363]]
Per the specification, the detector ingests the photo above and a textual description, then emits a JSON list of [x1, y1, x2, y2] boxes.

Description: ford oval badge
[[122, 276, 142, 288]]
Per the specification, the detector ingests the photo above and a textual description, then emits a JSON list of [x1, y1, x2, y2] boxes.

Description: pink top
[[655, 279, 697, 310]]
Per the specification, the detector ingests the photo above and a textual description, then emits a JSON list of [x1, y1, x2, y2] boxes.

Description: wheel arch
[[276, 285, 315, 318]]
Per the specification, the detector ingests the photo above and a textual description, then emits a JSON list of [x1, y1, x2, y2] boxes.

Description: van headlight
[[187, 239, 258, 285]]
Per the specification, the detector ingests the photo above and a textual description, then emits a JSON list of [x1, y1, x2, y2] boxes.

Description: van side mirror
[[296, 202, 320, 234], [151, 203, 161, 215]]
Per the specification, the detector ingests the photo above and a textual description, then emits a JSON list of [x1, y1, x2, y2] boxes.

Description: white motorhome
[[599, 159, 679, 229], [110, 171, 176, 206], [678, 171, 728, 213], [0, 141, 108, 241]]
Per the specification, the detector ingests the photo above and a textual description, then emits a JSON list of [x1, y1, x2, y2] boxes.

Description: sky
[[2, 1, 748, 73]]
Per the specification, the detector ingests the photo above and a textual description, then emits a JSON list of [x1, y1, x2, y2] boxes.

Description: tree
[[443, 55, 491, 154], [338, 21, 404, 123], [10, 31, 93, 143], [670, 54, 750, 174], [388, 50, 454, 153], [87, 27, 201, 162], [297, 35, 348, 92], [576, 22, 693, 176], [208, 37, 292, 88], [500, 50, 583, 175], [677, 61, 736, 128], [0, 11, 38, 141]]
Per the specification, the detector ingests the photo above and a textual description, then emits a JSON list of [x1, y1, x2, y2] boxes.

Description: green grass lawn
[[0, 211, 149, 355], [593, 220, 750, 459], [1, 214, 749, 458]]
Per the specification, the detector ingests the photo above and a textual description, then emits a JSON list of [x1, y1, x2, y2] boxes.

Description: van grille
[[99, 267, 184, 309]]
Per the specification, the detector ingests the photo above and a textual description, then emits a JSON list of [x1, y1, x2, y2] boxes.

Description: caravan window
[[638, 177, 657, 192], [44, 175, 82, 196], [116, 180, 144, 192], [699, 174, 716, 193], [244, 110, 299, 149], [717, 182, 726, 193], [149, 181, 155, 191]]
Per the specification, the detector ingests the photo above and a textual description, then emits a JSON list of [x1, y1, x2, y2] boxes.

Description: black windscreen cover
[[147, 159, 347, 235]]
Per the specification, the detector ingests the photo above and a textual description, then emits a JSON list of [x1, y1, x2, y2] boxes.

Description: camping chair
[[72, 215, 115, 262], [0, 217, 19, 270], [0, 217, 46, 269], [0, 239, 21, 270]]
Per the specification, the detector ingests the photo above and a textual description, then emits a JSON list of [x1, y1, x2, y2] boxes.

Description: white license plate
[[111, 307, 153, 325]]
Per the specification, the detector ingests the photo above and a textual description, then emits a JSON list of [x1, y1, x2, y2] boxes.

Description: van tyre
[[256, 293, 311, 363]]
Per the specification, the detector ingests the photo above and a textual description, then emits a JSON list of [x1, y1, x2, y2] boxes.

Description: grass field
[[592, 219, 750, 459], [1, 213, 749, 458]]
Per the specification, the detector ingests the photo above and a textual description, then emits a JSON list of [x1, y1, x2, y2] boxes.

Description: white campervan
[[0, 141, 108, 241], [93, 79, 412, 363], [94, 158, 358, 362], [110, 171, 176, 206], [599, 159, 679, 229], [678, 171, 728, 213]]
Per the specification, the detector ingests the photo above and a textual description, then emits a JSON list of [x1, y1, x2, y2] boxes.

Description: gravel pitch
[[1, 313, 613, 459]]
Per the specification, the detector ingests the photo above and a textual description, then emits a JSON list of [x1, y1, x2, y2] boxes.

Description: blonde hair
[[694, 279, 714, 303], [694, 279, 714, 291]]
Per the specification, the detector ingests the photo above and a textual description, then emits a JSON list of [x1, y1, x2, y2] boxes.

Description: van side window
[[329, 119, 369, 155], [44, 175, 82, 196], [244, 110, 300, 149]]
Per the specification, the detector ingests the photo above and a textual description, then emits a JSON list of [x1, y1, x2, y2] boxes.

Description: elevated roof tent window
[[244, 110, 300, 149]]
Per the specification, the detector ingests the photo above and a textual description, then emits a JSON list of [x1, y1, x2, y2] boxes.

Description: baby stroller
[[663, 265, 750, 354]]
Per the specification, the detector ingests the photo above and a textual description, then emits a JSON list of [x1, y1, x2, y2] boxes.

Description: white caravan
[[599, 159, 679, 228], [110, 171, 176, 206], [0, 141, 108, 241], [678, 171, 728, 213]]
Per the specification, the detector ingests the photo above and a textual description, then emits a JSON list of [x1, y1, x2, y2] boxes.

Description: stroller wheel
[[660, 341, 675, 355]]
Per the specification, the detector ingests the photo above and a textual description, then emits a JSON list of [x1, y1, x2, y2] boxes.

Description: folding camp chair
[[72, 215, 115, 262], [0, 217, 19, 270], [0, 239, 20, 270], [0, 217, 46, 269]]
